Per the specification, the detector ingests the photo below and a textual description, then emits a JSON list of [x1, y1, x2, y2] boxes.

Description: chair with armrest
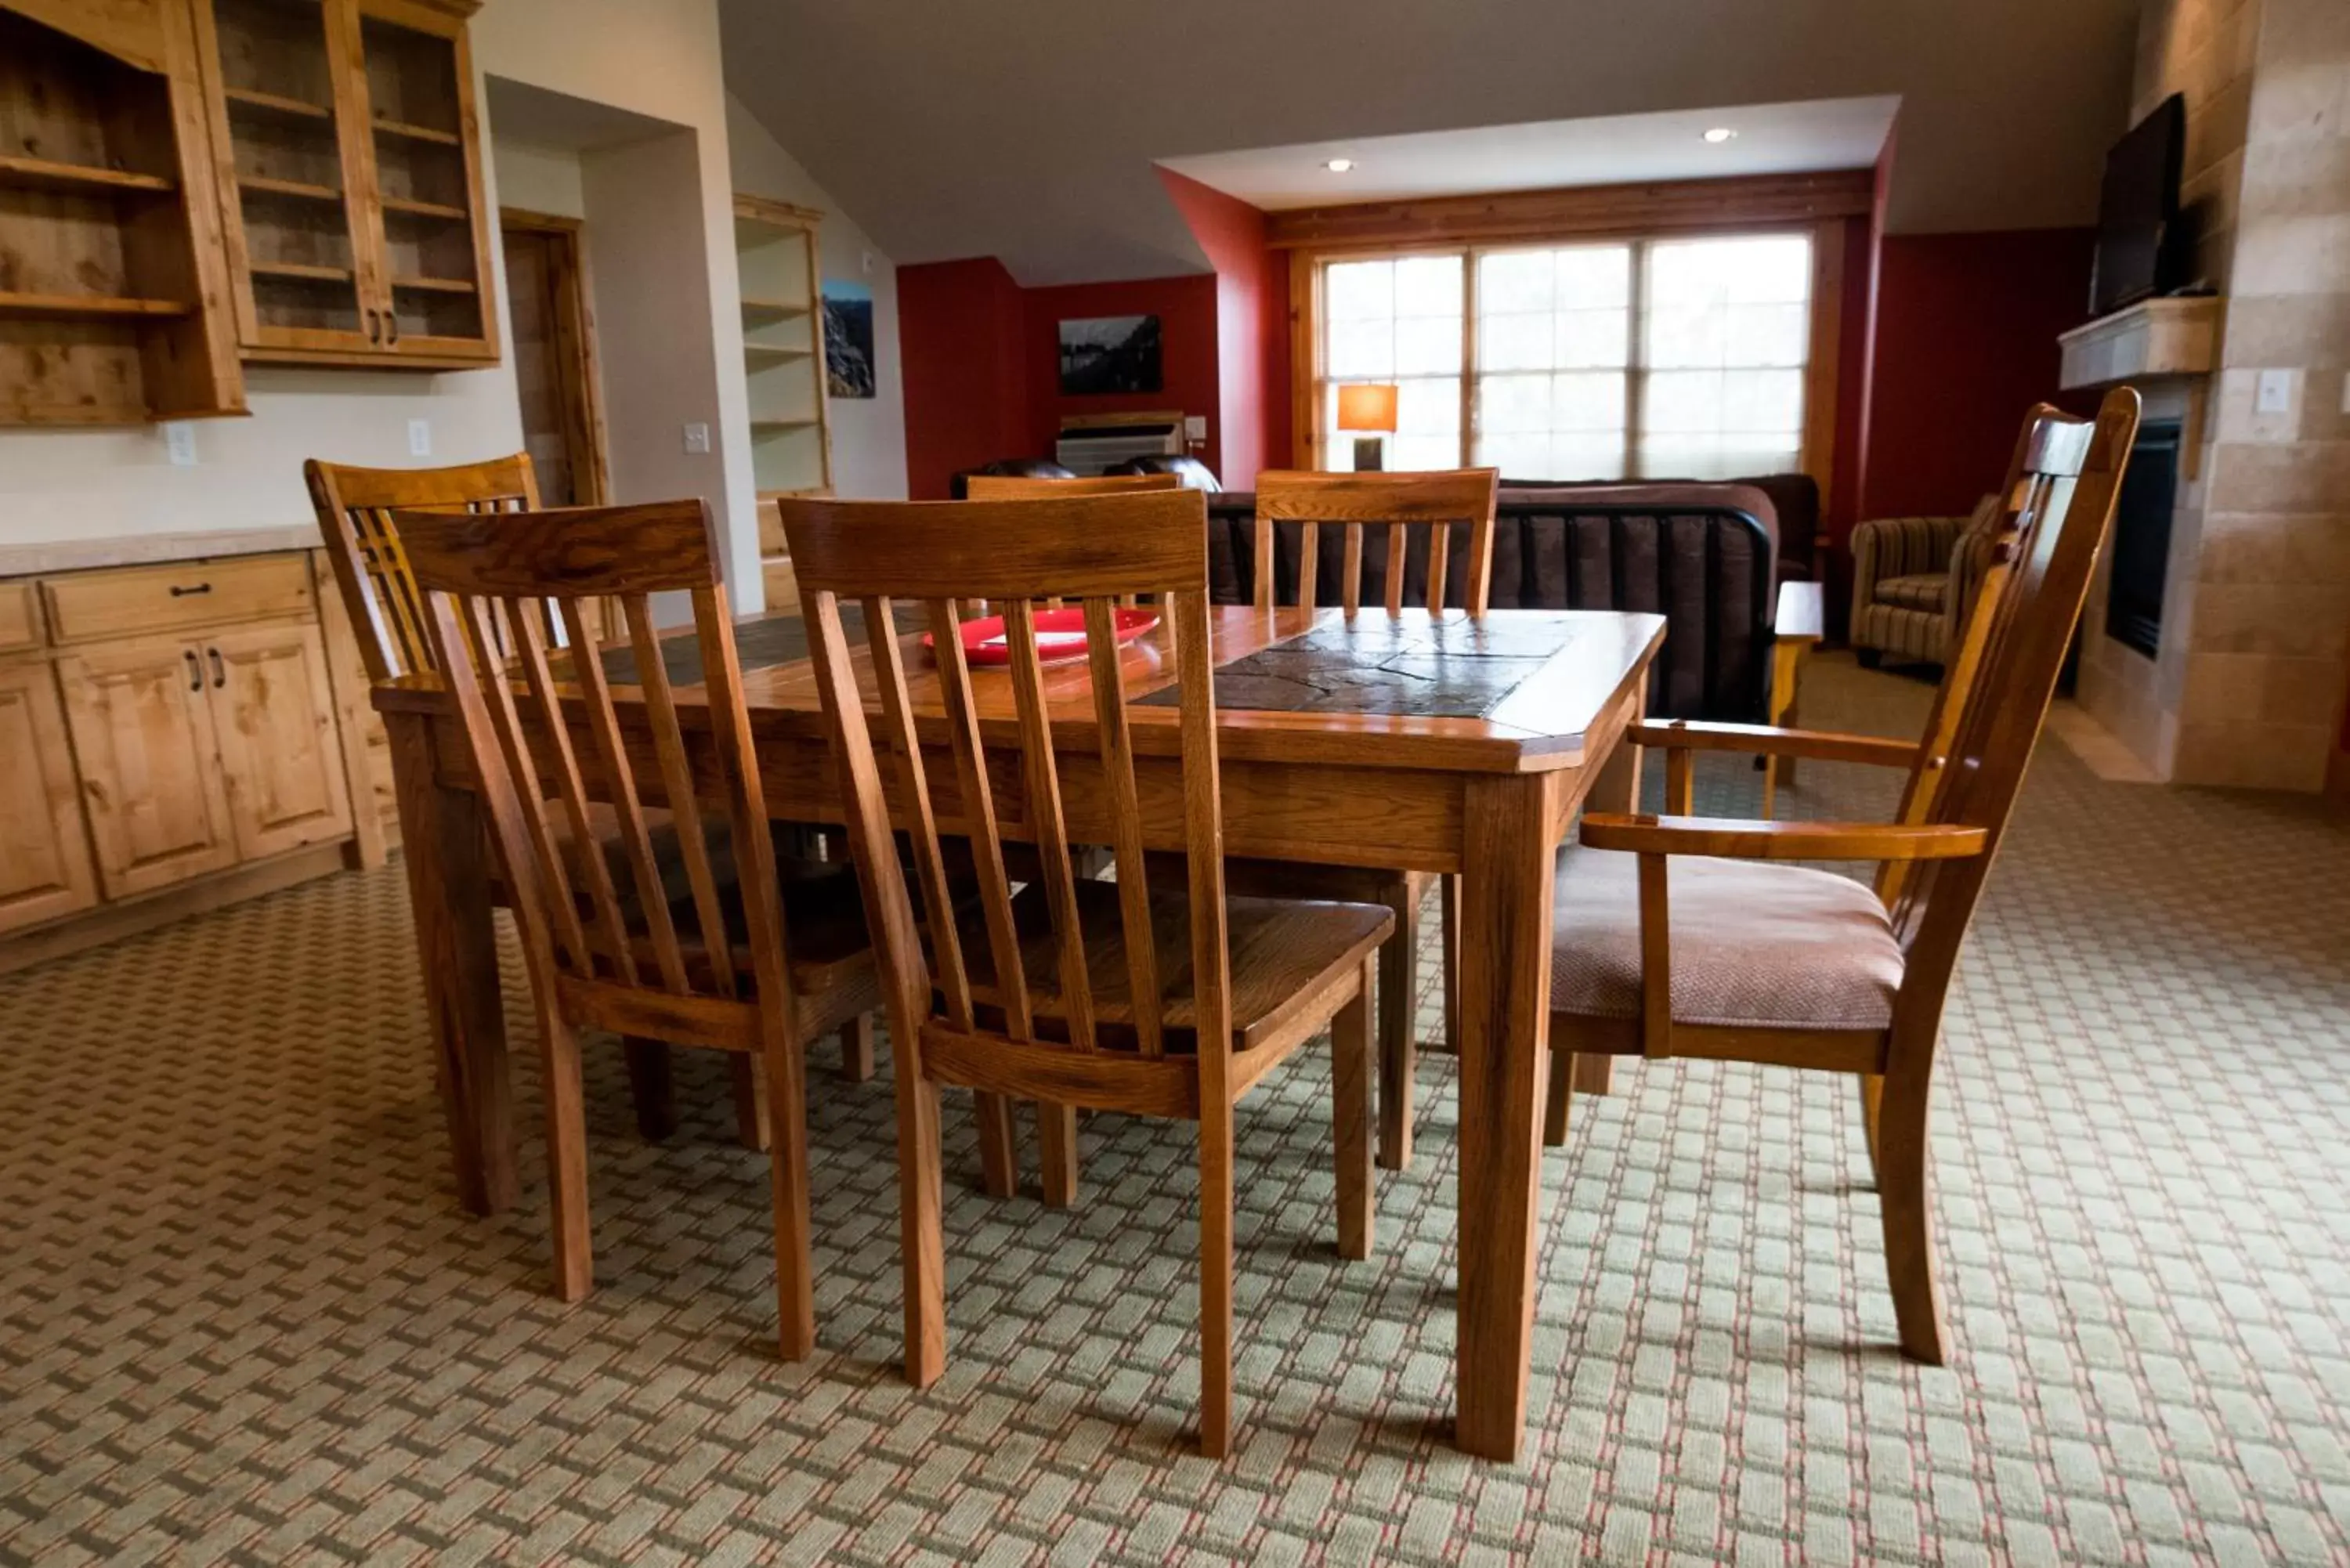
[[964, 471, 1183, 500], [305, 457, 865, 1151], [396, 498, 878, 1349], [1540, 392, 2141, 1364], [779, 487, 1394, 1457]]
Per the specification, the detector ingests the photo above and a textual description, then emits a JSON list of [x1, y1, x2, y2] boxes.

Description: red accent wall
[[1159, 168, 1279, 487], [898, 257, 1029, 500], [1020, 273, 1221, 475], [1861, 228, 2099, 521]]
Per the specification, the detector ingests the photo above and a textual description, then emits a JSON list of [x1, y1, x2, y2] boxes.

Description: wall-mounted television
[[2089, 93, 2190, 318]]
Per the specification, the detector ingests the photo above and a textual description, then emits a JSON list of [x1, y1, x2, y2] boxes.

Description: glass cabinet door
[[357, 2, 494, 359], [200, 0, 378, 352]]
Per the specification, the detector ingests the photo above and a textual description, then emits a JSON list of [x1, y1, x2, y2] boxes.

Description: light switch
[[408, 418, 432, 457], [2254, 369, 2295, 415], [164, 421, 197, 467], [2341, 370, 2350, 415], [683, 422, 712, 455], [1184, 414, 1208, 442]]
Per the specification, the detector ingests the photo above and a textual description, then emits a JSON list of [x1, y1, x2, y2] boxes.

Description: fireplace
[[2104, 419, 2181, 658]]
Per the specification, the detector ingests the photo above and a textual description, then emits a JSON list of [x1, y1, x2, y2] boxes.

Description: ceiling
[[1159, 96, 1902, 212], [718, 0, 2142, 286]]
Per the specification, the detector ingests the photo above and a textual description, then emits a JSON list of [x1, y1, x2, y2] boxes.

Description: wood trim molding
[[1265, 169, 1876, 252], [734, 193, 826, 229]]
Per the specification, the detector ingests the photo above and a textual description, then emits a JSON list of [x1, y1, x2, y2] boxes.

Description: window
[[1314, 232, 1816, 481]]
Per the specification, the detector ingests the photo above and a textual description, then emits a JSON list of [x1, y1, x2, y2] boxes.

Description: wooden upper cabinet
[[56, 637, 240, 899], [207, 620, 353, 858], [190, 0, 497, 370], [0, 1, 246, 425], [0, 660, 99, 934]]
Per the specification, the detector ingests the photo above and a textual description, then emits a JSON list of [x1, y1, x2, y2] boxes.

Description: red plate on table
[[924, 606, 1159, 666]]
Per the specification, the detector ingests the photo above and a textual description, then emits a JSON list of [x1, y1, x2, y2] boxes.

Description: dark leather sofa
[[1205, 483, 1788, 721]]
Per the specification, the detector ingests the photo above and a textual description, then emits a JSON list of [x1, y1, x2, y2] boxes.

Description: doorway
[[500, 208, 609, 508]]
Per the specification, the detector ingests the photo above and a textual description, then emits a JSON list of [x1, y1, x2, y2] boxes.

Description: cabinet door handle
[[169, 581, 212, 598], [209, 648, 226, 688], [386, 311, 400, 346], [184, 649, 202, 692], [364, 309, 381, 345]]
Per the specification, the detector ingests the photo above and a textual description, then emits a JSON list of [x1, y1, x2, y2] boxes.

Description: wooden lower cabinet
[[2, 549, 380, 967], [56, 637, 242, 900], [209, 622, 355, 858], [0, 660, 99, 935]]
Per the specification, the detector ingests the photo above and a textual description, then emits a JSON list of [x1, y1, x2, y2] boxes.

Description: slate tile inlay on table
[[1137, 613, 1588, 719]]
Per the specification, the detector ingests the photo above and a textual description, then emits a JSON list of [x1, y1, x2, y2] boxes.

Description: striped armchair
[[1849, 493, 2001, 667]]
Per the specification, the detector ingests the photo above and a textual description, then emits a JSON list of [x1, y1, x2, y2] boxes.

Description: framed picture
[[822, 280, 877, 399], [1058, 314, 1162, 396]]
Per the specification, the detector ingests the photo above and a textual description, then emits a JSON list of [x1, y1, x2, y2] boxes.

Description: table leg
[[1570, 692, 1646, 1100], [1453, 771, 1560, 1463], [387, 712, 518, 1216]]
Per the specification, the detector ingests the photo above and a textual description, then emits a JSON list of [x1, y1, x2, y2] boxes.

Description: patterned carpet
[[4, 656, 2348, 1566]]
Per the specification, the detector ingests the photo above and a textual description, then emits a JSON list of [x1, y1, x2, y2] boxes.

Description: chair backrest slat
[[782, 490, 1224, 1065], [396, 500, 783, 1022], [307, 455, 541, 682], [1252, 469, 1499, 615], [1003, 598, 1099, 1050], [624, 591, 738, 995], [924, 598, 1034, 1040], [1893, 389, 2141, 1018], [1083, 596, 1163, 1057]]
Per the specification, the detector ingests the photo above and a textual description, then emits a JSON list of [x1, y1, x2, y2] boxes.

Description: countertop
[[0, 526, 322, 579]]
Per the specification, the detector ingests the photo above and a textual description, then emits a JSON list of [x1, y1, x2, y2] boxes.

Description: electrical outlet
[[2255, 369, 2295, 415], [407, 418, 432, 457], [683, 422, 712, 455], [163, 422, 197, 467]]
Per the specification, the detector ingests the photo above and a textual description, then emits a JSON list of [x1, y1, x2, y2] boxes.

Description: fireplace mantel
[[2058, 296, 2222, 390]]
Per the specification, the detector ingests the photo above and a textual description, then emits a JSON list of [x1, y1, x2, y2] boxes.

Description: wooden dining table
[[374, 601, 1665, 1463]]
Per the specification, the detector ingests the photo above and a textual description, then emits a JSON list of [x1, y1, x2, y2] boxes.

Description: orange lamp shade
[[1336, 382, 1399, 433]]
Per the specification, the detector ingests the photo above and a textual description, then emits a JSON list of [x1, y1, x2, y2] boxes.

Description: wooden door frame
[[499, 208, 613, 506]]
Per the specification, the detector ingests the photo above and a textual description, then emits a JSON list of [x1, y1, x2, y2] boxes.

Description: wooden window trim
[[1282, 172, 1868, 505]]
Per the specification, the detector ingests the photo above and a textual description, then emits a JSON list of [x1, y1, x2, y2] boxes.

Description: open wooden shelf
[[0, 291, 195, 320], [750, 417, 822, 432], [742, 297, 812, 324], [250, 262, 353, 284], [381, 194, 466, 220], [391, 275, 475, 294], [239, 175, 342, 204], [373, 116, 460, 146], [224, 86, 334, 122], [744, 343, 813, 363], [0, 156, 176, 197]]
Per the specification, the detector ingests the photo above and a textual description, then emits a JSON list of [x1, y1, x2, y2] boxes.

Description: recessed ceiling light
[[1701, 127, 1737, 144], [1324, 157, 1356, 172]]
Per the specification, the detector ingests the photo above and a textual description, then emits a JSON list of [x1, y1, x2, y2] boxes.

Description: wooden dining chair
[[963, 471, 1183, 499], [779, 487, 1396, 1457], [1540, 390, 2141, 1365], [305, 456, 857, 1151], [394, 498, 876, 1352], [1232, 468, 1500, 1172]]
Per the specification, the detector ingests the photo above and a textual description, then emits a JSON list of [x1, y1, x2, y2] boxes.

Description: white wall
[[727, 96, 908, 500], [492, 138, 587, 220]]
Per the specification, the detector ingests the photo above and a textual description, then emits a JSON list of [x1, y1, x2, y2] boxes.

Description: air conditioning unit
[[1054, 410, 1186, 475]]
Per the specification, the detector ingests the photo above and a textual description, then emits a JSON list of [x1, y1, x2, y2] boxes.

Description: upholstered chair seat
[[1550, 849, 1903, 1030], [1871, 573, 1951, 615]]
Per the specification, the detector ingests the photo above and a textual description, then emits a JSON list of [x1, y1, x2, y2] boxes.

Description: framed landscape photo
[[822, 281, 877, 399], [1058, 314, 1162, 395]]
